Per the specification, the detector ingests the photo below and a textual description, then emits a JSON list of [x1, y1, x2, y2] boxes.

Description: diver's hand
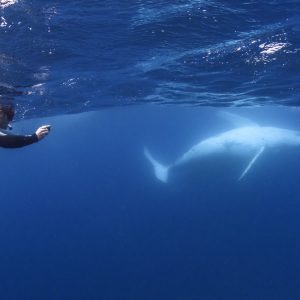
[[35, 125, 51, 140]]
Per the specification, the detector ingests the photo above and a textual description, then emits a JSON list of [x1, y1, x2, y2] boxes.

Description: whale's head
[[262, 127, 300, 147], [296, 132, 300, 144], [284, 130, 300, 146]]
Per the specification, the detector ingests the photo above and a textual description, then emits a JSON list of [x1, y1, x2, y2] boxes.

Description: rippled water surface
[[0, 0, 299, 119]]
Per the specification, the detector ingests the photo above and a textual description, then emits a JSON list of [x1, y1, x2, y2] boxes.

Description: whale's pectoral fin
[[238, 146, 265, 181]]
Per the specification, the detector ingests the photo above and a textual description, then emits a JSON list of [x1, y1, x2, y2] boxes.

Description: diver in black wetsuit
[[0, 103, 50, 148]]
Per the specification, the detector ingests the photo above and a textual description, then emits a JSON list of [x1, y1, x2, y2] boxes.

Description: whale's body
[[145, 124, 300, 183]]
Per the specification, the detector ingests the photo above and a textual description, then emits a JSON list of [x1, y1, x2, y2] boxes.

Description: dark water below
[[0, 106, 300, 299]]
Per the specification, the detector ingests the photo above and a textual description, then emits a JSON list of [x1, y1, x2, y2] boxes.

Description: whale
[[144, 113, 300, 183]]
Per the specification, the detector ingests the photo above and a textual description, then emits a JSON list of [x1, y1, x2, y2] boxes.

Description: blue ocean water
[[1, 1, 300, 299]]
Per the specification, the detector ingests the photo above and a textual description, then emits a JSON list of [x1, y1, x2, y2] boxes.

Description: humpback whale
[[145, 113, 300, 183]]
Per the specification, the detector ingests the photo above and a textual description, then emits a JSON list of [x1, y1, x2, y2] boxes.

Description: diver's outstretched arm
[[0, 125, 50, 148]]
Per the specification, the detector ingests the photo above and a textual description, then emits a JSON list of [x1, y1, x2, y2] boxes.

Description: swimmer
[[0, 102, 50, 148]]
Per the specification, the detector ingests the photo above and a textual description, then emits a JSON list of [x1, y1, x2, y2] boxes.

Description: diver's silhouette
[[0, 102, 50, 148]]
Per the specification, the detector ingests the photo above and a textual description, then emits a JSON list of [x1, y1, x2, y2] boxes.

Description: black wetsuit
[[0, 130, 38, 148]]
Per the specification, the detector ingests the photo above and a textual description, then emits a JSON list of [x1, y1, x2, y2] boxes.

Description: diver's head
[[0, 102, 15, 130]]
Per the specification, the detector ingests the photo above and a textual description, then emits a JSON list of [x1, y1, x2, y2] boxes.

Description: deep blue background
[[1, 0, 300, 299], [0, 106, 300, 299]]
